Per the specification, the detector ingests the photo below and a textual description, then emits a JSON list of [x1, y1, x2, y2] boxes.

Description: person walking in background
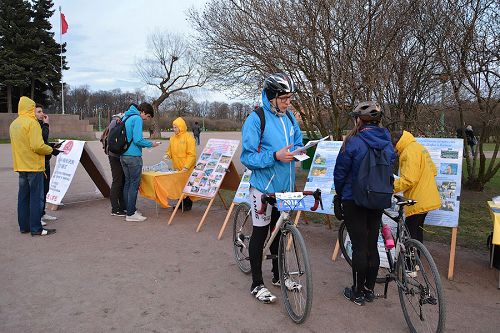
[[391, 130, 441, 243], [103, 113, 127, 217], [334, 101, 395, 306], [164, 117, 196, 211], [465, 125, 477, 157], [34, 104, 59, 226], [192, 121, 201, 146], [9, 96, 60, 236], [121, 103, 160, 222]]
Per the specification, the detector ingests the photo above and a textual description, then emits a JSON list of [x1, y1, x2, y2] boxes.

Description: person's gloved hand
[[51, 149, 61, 156], [333, 195, 344, 220]]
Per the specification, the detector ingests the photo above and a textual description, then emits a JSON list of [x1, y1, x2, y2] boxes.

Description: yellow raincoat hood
[[9, 96, 53, 172], [394, 131, 441, 216], [165, 117, 196, 170]]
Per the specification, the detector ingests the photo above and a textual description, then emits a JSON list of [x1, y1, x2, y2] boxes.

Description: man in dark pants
[[105, 113, 127, 216], [192, 121, 201, 146], [35, 104, 59, 225]]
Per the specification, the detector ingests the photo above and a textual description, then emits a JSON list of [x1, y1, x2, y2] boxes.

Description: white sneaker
[[42, 214, 57, 221], [125, 212, 147, 222], [40, 220, 47, 227], [135, 210, 143, 216]]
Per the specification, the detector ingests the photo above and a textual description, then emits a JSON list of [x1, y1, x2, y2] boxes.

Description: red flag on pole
[[61, 13, 68, 34]]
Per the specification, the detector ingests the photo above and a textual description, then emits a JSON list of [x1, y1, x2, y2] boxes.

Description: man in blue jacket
[[120, 103, 160, 222], [240, 73, 303, 304]]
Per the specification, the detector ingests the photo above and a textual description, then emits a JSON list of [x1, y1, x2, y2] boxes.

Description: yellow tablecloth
[[139, 171, 191, 208], [487, 201, 500, 245]]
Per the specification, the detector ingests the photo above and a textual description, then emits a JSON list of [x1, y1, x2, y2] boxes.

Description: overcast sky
[[48, 0, 232, 100]]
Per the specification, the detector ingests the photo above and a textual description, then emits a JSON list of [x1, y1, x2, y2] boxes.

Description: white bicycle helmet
[[350, 101, 383, 122], [263, 73, 296, 100]]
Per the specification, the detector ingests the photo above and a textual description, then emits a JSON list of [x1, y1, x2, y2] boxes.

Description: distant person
[[391, 130, 441, 243], [192, 121, 201, 146], [465, 125, 477, 156], [121, 103, 160, 222], [164, 117, 196, 210], [9, 96, 59, 236], [102, 113, 127, 216], [34, 104, 60, 226]]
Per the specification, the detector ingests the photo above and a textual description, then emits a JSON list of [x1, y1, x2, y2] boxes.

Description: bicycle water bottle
[[381, 223, 395, 249]]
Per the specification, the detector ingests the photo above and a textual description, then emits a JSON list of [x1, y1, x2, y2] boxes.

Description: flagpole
[[59, 6, 65, 114]]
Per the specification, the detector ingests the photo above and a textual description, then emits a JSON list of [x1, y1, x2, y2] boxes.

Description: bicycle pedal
[[265, 254, 278, 260]]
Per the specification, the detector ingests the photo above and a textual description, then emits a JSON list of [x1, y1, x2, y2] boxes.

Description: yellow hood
[[173, 117, 187, 135], [395, 130, 415, 155], [165, 117, 196, 170], [18, 96, 37, 119]]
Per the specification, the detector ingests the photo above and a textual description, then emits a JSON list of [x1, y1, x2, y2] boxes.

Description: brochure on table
[[183, 139, 240, 198], [142, 160, 178, 174]]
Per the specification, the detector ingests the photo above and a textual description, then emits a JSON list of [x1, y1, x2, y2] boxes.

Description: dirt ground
[[1, 133, 499, 333]]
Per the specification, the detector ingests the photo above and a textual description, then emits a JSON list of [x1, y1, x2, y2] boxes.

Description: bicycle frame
[[262, 211, 290, 261]]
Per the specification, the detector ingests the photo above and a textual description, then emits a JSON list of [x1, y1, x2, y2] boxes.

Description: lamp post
[[439, 74, 449, 137]]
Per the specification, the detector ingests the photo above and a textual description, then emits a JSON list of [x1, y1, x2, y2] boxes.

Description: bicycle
[[338, 194, 445, 333], [232, 189, 323, 324]]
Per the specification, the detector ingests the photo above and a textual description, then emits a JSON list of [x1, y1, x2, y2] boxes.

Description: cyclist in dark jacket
[[334, 101, 395, 306]]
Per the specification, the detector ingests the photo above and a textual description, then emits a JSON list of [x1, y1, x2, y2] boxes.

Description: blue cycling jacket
[[334, 124, 395, 200], [240, 90, 303, 193], [122, 105, 153, 157]]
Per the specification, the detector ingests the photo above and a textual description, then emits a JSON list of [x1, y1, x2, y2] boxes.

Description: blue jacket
[[122, 105, 153, 156], [334, 124, 395, 200], [240, 90, 303, 193]]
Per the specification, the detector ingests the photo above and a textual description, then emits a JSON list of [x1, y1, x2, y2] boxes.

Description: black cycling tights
[[405, 212, 427, 243], [249, 207, 281, 290], [343, 200, 382, 292]]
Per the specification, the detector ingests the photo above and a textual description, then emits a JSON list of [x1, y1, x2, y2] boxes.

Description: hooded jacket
[[240, 90, 303, 193], [9, 96, 53, 172], [394, 131, 441, 216], [334, 124, 396, 201], [165, 117, 196, 170], [121, 105, 153, 156]]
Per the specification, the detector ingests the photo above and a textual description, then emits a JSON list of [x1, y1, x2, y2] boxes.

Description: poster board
[[168, 139, 240, 233]]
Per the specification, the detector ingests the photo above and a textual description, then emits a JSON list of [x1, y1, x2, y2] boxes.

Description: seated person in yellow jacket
[[164, 117, 196, 210], [391, 130, 441, 243]]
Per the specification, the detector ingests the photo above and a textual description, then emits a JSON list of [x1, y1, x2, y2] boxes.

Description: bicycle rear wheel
[[278, 224, 312, 324], [397, 239, 446, 333], [232, 202, 252, 274], [338, 222, 353, 266]]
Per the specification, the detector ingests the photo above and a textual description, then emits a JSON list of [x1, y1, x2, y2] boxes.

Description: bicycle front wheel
[[397, 239, 446, 333], [278, 224, 313, 324], [232, 202, 252, 274]]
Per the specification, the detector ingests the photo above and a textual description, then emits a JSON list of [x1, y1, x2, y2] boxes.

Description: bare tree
[[136, 31, 209, 138]]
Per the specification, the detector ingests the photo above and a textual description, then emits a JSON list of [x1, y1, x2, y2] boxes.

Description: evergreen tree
[[0, 0, 35, 113]]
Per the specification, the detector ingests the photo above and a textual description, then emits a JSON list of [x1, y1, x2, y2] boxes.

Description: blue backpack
[[352, 137, 394, 210]]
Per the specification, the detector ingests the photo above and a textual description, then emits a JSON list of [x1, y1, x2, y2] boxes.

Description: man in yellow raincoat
[[9, 97, 59, 236], [164, 117, 196, 210], [392, 130, 441, 243]]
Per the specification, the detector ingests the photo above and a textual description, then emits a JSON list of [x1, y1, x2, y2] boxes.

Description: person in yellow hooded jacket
[[9, 96, 60, 236], [391, 130, 441, 243], [164, 117, 196, 210]]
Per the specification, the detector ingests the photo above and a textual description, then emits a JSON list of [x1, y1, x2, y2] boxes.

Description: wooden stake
[[168, 194, 184, 225], [196, 197, 216, 232], [447, 227, 458, 280], [332, 239, 340, 261]]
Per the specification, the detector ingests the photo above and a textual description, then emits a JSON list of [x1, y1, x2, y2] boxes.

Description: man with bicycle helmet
[[240, 73, 304, 304], [334, 101, 396, 306]]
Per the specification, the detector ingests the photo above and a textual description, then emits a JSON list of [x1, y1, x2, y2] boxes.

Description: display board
[[232, 169, 252, 204], [183, 139, 240, 198], [46, 140, 86, 205]]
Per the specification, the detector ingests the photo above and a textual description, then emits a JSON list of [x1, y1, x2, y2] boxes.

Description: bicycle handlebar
[[257, 188, 323, 214]]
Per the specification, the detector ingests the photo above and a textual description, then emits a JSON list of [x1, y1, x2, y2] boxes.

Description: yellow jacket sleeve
[[394, 149, 420, 193], [29, 121, 52, 155], [184, 135, 196, 169]]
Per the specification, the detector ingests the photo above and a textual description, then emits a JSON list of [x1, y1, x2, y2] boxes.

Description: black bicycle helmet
[[263, 73, 296, 100], [350, 101, 383, 122]]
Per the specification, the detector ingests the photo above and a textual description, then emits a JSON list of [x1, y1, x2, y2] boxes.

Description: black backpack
[[352, 137, 394, 210], [254, 107, 294, 153], [107, 115, 138, 155]]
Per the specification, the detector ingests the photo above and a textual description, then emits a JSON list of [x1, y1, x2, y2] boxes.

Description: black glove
[[51, 149, 61, 156], [333, 194, 344, 220]]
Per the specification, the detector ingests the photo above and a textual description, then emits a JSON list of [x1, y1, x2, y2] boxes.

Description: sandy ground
[[1, 133, 499, 333]]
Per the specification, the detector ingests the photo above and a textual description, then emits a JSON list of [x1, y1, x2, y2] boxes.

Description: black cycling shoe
[[344, 287, 365, 306], [363, 288, 376, 302]]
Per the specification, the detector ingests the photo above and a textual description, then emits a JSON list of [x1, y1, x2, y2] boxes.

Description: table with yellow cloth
[[487, 201, 500, 289], [139, 171, 191, 208]]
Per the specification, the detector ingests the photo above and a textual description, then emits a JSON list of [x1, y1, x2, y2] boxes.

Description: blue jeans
[[18, 172, 45, 234], [195, 135, 200, 145], [120, 155, 143, 216]]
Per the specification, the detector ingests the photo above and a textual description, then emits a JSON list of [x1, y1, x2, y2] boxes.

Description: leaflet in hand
[[292, 136, 329, 155]]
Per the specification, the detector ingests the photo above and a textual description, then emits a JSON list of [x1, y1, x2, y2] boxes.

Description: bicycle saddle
[[394, 194, 417, 206]]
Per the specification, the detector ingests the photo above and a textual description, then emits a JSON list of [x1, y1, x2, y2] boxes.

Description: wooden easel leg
[[325, 215, 332, 229], [218, 203, 235, 240], [218, 191, 229, 210], [196, 197, 216, 232], [332, 239, 340, 261], [447, 227, 457, 280], [168, 194, 184, 225]]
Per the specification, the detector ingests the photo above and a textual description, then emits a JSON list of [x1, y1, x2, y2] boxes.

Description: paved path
[[1, 137, 499, 332]]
